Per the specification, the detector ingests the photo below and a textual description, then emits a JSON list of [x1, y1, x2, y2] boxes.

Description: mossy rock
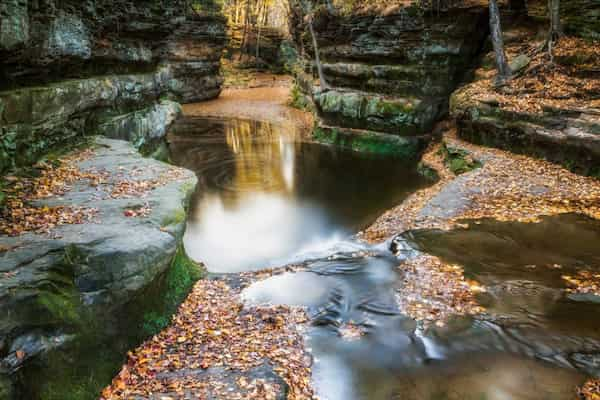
[[439, 143, 482, 175], [314, 90, 437, 136], [21, 246, 203, 400], [313, 126, 425, 159]]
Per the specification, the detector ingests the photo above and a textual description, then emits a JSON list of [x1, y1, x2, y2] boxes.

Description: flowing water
[[170, 117, 600, 400]]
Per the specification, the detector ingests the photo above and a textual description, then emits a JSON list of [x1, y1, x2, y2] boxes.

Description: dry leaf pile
[[562, 271, 600, 297], [396, 255, 486, 327], [452, 133, 600, 224], [464, 35, 600, 113], [579, 379, 600, 400], [0, 152, 101, 236], [123, 203, 153, 218], [362, 125, 599, 329], [110, 168, 188, 199], [101, 279, 315, 400], [0, 147, 191, 236]]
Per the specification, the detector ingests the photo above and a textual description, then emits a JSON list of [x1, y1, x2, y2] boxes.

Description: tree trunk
[[542, 0, 561, 60], [256, 0, 264, 68], [489, 0, 511, 86], [238, 0, 252, 61], [548, 0, 561, 38]]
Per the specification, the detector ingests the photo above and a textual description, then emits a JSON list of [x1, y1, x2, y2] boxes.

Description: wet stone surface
[[95, 116, 600, 399]]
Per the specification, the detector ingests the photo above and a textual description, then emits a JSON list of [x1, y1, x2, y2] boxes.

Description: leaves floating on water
[[562, 271, 600, 297], [338, 322, 366, 341], [396, 255, 486, 327]]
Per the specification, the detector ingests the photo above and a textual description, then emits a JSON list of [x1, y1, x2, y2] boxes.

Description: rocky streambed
[[97, 113, 600, 400], [2, 0, 600, 398]]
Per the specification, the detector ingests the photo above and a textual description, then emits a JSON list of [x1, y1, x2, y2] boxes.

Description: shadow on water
[[169, 117, 600, 399], [169, 117, 430, 273]]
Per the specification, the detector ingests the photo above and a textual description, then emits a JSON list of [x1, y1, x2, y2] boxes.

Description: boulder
[[0, 1, 227, 174], [0, 137, 198, 399]]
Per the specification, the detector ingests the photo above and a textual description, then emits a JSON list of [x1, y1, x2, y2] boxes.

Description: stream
[[169, 117, 600, 400]]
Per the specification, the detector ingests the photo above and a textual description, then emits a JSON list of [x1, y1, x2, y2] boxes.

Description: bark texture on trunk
[[548, 0, 561, 37], [489, 0, 512, 85], [238, 0, 252, 61]]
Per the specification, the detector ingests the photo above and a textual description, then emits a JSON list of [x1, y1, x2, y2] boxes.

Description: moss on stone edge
[[34, 246, 203, 400], [142, 245, 204, 336], [438, 142, 482, 175], [417, 162, 440, 182], [313, 126, 422, 159], [289, 84, 313, 111]]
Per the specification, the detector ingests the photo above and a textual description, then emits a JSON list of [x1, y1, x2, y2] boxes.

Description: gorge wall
[[288, 3, 489, 156], [0, 1, 226, 398], [0, 0, 227, 173]]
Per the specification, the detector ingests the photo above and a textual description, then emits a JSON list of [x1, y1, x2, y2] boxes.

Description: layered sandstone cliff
[[0, 0, 226, 173]]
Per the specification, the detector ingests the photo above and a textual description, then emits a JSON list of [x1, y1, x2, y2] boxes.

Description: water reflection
[[169, 117, 429, 272]]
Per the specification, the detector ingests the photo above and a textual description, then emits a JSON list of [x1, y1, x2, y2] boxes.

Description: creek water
[[170, 117, 600, 400], [169, 117, 428, 272]]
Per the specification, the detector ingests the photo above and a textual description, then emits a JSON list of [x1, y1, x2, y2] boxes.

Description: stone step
[[313, 88, 443, 136]]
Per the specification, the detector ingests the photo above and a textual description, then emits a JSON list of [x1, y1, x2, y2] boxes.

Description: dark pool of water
[[169, 117, 429, 273]]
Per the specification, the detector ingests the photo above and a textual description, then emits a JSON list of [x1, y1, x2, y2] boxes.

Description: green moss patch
[[141, 245, 204, 336], [289, 84, 313, 111], [313, 126, 424, 159], [22, 246, 203, 400], [417, 162, 440, 182], [439, 143, 482, 175]]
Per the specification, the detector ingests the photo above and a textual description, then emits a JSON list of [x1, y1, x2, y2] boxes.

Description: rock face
[[450, 16, 600, 175], [288, 3, 488, 154], [451, 88, 600, 174], [0, 0, 227, 173], [0, 137, 197, 399]]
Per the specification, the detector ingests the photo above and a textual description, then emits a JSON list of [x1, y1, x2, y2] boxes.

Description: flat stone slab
[[0, 137, 197, 393]]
